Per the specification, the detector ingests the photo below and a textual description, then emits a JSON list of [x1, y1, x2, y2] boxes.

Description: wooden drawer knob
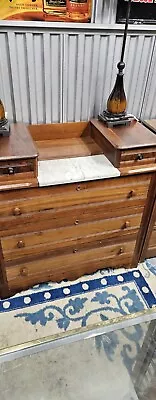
[[128, 190, 136, 198], [74, 220, 79, 225], [13, 207, 21, 216], [17, 240, 25, 248], [136, 153, 144, 161], [76, 185, 81, 191], [123, 221, 130, 229], [73, 249, 78, 253], [8, 167, 15, 175], [20, 267, 28, 277], [118, 247, 124, 255]]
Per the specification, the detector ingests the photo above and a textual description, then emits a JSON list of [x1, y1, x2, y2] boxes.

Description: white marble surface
[[38, 155, 120, 187]]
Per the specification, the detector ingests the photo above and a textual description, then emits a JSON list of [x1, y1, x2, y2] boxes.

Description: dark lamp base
[[0, 120, 10, 136], [98, 110, 136, 128]]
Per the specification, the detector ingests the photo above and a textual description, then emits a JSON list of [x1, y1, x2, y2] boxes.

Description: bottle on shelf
[[42, 0, 66, 19], [66, 0, 91, 22]]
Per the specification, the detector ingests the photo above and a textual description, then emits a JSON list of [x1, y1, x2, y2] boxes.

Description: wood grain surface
[[6, 240, 136, 291], [91, 119, 156, 150], [143, 119, 156, 134], [140, 177, 156, 260], [0, 123, 38, 161], [0, 174, 150, 218], [91, 119, 156, 170], [1, 214, 141, 262], [0, 120, 156, 297]]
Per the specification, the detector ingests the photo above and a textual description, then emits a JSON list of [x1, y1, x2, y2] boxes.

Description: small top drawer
[[0, 123, 38, 190], [0, 159, 35, 177], [0, 158, 37, 189], [120, 148, 156, 168]]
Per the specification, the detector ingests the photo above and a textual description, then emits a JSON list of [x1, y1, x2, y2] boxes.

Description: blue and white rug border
[[0, 264, 155, 313]]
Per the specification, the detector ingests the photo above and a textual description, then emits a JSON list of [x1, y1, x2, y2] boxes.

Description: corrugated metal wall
[[141, 39, 156, 120], [0, 31, 63, 124], [63, 32, 155, 122], [95, 0, 117, 24], [0, 0, 156, 124]]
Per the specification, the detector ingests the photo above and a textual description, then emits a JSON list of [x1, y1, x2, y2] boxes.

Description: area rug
[[0, 259, 155, 354]]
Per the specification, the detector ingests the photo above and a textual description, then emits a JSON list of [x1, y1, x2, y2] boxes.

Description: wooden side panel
[[148, 228, 156, 248], [90, 123, 119, 167], [28, 121, 90, 141], [137, 173, 156, 263], [37, 136, 102, 161], [141, 192, 156, 260], [0, 240, 9, 298]]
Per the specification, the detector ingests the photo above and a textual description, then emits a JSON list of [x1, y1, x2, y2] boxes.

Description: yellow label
[[0, 0, 92, 21], [0, 0, 43, 20]]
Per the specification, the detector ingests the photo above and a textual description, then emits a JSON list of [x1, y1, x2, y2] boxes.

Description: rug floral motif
[[0, 260, 155, 352]]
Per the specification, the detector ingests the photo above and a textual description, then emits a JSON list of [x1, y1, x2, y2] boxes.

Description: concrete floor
[[0, 323, 155, 400], [0, 336, 141, 400]]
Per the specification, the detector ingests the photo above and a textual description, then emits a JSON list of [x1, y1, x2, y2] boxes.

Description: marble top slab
[[38, 155, 120, 187]]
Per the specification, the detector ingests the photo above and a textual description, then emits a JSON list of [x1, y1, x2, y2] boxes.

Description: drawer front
[[121, 148, 156, 168], [0, 159, 36, 181], [1, 214, 141, 262], [6, 240, 136, 290], [0, 174, 150, 218], [0, 199, 145, 237]]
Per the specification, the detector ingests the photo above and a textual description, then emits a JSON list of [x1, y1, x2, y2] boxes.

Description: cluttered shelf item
[[0, 119, 156, 298]]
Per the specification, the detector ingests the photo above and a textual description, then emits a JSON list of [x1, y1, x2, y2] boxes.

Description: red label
[[131, 0, 153, 3], [67, 0, 88, 13]]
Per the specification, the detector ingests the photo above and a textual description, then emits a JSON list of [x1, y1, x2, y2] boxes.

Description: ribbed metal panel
[[0, 32, 63, 124], [95, 0, 117, 24], [0, 29, 155, 123], [63, 33, 155, 122], [141, 39, 156, 120]]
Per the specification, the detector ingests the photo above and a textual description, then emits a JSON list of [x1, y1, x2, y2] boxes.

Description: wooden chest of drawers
[[0, 121, 156, 298], [0, 173, 150, 293]]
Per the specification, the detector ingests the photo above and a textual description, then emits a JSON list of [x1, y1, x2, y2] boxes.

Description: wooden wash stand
[[0, 119, 156, 298]]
